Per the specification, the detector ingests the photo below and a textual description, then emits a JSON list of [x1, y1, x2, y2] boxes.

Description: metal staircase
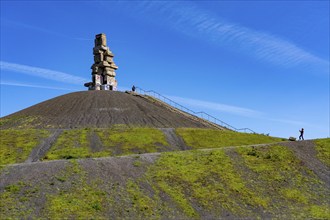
[[133, 87, 256, 133]]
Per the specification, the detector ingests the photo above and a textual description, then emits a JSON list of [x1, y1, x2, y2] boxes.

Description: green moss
[[315, 138, 330, 166], [45, 160, 106, 219], [0, 129, 50, 165], [145, 149, 267, 218], [1, 160, 108, 219], [45, 129, 91, 160], [0, 181, 34, 219], [44, 127, 168, 160], [96, 127, 168, 155], [1, 145, 329, 218], [176, 128, 282, 149], [281, 188, 308, 204], [236, 145, 328, 218], [5, 183, 22, 193], [309, 205, 330, 219], [237, 145, 297, 175], [0, 115, 42, 129], [126, 179, 157, 218]]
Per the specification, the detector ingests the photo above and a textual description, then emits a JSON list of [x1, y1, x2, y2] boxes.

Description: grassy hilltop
[[0, 126, 329, 219]]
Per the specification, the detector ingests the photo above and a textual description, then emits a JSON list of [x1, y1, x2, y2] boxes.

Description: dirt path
[[25, 129, 63, 163], [159, 128, 189, 150], [89, 131, 103, 152]]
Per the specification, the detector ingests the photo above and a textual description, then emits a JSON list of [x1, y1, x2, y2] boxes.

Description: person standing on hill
[[299, 128, 304, 140]]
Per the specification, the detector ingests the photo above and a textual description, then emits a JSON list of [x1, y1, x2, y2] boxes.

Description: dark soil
[[280, 140, 330, 185], [1, 91, 213, 129], [88, 130, 103, 152]]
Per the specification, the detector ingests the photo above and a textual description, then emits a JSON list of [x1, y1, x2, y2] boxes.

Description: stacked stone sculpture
[[84, 33, 118, 90]]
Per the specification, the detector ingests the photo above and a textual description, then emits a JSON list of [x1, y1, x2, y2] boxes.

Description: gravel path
[[25, 129, 63, 163], [159, 128, 190, 150], [89, 130, 103, 152]]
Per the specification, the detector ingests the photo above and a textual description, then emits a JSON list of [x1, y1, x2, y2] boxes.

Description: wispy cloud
[[166, 94, 307, 127], [266, 118, 309, 126], [0, 61, 89, 85], [118, 1, 328, 70], [167, 95, 263, 118], [0, 81, 77, 91], [2, 19, 93, 41]]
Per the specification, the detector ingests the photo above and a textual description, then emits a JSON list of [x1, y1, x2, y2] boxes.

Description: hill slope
[[0, 91, 215, 129], [0, 127, 282, 165], [1, 140, 329, 219], [1, 91, 328, 219]]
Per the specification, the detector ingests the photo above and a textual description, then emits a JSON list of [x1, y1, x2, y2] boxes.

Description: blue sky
[[1, 1, 329, 139]]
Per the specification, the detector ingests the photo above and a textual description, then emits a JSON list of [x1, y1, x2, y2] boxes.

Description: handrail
[[134, 87, 256, 133]]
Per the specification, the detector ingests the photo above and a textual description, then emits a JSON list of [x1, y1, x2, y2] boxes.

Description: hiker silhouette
[[299, 128, 304, 140]]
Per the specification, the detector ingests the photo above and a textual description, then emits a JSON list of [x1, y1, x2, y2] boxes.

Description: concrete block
[[94, 74, 102, 85], [100, 61, 111, 67], [107, 77, 117, 85], [110, 63, 118, 69], [105, 56, 113, 63], [94, 53, 104, 63], [104, 50, 114, 57], [95, 33, 107, 47], [97, 67, 103, 75], [104, 70, 116, 77], [101, 84, 110, 90], [91, 65, 99, 73], [93, 48, 102, 54]]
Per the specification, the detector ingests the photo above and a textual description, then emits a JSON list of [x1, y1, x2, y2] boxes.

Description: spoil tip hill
[[0, 90, 329, 219], [0, 91, 214, 129]]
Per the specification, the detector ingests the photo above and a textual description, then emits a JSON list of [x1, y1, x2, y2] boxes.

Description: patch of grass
[[281, 188, 308, 204], [145, 149, 267, 218], [236, 145, 297, 174], [176, 128, 282, 149], [0, 129, 50, 165], [1, 145, 329, 218], [96, 126, 168, 155], [0, 181, 35, 218], [236, 145, 329, 218], [45, 160, 106, 219], [0, 115, 41, 129], [314, 138, 330, 166], [126, 179, 157, 218], [45, 129, 91, 160], [5, 184, 21, 194], [45, 127, 168, 160], [309, 205, 330, 219], [133, 160, 142, 167]]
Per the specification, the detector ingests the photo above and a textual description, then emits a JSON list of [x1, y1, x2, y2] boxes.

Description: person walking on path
[[132, 85, 136, 92], [299, 128, 304, 140]]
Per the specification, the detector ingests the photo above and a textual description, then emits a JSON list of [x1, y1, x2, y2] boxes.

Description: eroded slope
[[0, 91, 212, 129], [1, 139, 329, 219]]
